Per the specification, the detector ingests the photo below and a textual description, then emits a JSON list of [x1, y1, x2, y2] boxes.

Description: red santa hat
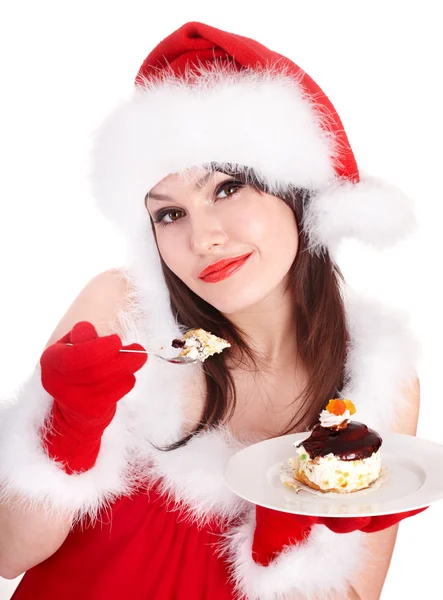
[[90, 22, 416, 255]]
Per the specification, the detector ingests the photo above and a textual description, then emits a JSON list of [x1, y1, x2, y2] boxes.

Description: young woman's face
[[146, 168, 299, 315]]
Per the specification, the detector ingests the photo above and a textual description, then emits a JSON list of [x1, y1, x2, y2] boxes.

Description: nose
[[189, 211, 228, 255]]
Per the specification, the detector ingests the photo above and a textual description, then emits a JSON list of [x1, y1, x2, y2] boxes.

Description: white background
[[0, 1, 441, 598]]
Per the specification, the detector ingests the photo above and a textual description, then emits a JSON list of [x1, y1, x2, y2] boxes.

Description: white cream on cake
[[290, 447, 381, 493], [318, 408, 352, 429]]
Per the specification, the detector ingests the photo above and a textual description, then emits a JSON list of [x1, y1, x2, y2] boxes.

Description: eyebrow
[[145, 171, 213, 203], [146, 192, 172, 203]]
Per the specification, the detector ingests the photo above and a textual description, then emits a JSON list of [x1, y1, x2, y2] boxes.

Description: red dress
[[12, 486, 236, 599]]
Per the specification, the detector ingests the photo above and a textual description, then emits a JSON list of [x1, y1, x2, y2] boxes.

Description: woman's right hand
[[40, 321, 147, 474]]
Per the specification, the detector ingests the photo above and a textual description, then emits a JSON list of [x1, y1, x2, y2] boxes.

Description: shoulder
[[81, 268, 132, 304], [44, 268, 132, 346], [67, 267, 132, 318]]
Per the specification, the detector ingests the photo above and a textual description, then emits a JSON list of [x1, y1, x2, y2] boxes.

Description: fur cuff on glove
[[220, 509, 364, 600], [0, 368, 135, 522]]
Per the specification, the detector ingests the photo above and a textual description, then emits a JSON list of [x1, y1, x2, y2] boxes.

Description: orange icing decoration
[[325, 399, 347, 416], [343, 399, 356, 415]]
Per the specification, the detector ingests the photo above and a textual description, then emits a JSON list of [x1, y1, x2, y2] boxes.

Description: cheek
[[273, 209, 299, 258], [226, 199, 268, 241], [266, 225, 299, 274], [231, 199, 299, 259], [155, 230, 185, 276]]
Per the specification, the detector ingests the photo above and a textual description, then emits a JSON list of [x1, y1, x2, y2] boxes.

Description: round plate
[[223, 432, 443, 517]]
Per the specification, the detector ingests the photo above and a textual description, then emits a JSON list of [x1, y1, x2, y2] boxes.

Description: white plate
[[223, 432, 443, 517]]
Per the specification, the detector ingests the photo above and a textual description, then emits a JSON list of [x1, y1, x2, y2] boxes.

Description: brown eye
[[216, 180, 243, 199], [154, 208, 185, 226], [167, 210, 182, 222]]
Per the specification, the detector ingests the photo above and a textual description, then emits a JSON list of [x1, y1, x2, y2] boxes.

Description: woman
[[0, 22, 425, 600]]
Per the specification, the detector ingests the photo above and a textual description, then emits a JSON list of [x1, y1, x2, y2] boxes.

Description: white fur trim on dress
[[220, 509, 365, 600], [128, 289, 419, 531], [115, 249, 418, 529], [0, 243, 418, 527], [89, 66, 416, 251], [341, 289, 419, 429], [0, 251, 419, 595]]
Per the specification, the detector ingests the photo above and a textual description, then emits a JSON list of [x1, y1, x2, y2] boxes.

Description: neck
[[224, 284, 298, 368]]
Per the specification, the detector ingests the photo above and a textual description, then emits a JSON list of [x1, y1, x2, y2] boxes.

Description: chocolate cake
[[290, 399, 383, 493]]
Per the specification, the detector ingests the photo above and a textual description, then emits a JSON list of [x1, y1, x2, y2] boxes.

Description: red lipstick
[[198, 253, 252, 283]]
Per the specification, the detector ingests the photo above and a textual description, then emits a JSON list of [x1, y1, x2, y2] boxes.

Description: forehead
[[150, 166, 213, 195]]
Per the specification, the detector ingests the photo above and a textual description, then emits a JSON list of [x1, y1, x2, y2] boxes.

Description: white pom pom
[[302, 175, 417, 256]]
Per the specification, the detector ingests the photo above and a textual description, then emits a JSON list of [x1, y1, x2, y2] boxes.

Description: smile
[[198, 253, 252, 283]]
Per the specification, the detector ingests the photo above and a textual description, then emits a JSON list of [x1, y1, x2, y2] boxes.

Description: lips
[[198, 253, 252, 281]]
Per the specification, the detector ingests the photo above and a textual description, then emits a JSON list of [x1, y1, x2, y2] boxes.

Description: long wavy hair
[[150, 164, 349, 451]]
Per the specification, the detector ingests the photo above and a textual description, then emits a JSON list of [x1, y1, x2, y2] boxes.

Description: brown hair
[[151, 164, 349, 451]]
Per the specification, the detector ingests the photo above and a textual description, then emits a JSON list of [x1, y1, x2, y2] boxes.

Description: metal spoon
[[64, 343, 197, 365]]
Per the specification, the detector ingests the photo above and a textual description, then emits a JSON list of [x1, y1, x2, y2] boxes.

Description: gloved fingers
[[41, 333, 123, 372], [255, 505, 319, 532], [69, 322, 100, 344], [360, 507, 429, 533], [54, 349, 147, 384], [320, 516, 372, 534], [52, 322, 98, 347], [121, 343, 149, 373], [47, 374, 137, 419]]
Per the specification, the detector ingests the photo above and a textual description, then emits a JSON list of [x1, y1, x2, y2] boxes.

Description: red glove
[[252, 505, 428, 566], [40, 321, 147, 474]]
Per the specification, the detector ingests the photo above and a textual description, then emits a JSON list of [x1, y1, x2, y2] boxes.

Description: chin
[[201, 288, 270, 316]]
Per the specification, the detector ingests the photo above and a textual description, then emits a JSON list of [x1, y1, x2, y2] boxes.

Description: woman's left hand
[[252, 505, 428, 566], [319, 507, 428, 533]]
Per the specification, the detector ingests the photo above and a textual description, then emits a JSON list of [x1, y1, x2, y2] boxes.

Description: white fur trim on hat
[[89, 68, 335, 237], [303, 174, 418, 256], [89, 66, 416, 252]]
